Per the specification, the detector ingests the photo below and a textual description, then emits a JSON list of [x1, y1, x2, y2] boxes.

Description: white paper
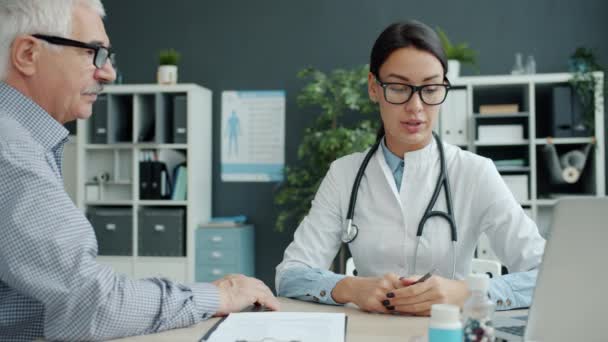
[[221, 91, 285, 182], [205, 312, 346, 342]]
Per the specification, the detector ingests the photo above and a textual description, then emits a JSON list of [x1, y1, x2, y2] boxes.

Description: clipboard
[[199, 312, 348, 342]]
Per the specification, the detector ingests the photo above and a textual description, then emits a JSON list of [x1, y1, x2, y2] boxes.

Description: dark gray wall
[[103, 0, 608, 288]]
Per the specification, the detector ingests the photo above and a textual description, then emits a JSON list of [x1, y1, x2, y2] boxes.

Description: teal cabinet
[[195, 225, 255, 282]]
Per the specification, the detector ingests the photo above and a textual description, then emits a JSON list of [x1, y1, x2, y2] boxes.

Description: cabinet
[[439, 72, 605, 262], [76, 84, 212, 282], [195, 225, 255, 282]]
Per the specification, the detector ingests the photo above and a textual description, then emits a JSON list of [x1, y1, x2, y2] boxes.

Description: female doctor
[[275, 20, 545, 316]]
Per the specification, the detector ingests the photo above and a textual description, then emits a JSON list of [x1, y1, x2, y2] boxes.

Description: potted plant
[[568, 47, 606, 131], [436, 27, 478, 80], [157, 48, 181, 84], [274, 65, 378, 233]]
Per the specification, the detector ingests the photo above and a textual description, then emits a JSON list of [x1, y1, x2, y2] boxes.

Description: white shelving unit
[[75, 84, 212, 282], [439, 72, 605, 262]]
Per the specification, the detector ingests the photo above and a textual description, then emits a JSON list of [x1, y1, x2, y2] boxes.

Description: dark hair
[[370, 20, 447, 141]]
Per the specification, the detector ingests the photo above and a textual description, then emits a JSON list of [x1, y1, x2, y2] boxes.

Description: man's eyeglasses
[[375, 77, 450, 105], [32, 34, 114, 69]]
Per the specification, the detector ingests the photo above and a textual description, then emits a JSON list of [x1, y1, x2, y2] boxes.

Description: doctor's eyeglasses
[[32, 34, 114, 69], [375, 78, 450, 105]]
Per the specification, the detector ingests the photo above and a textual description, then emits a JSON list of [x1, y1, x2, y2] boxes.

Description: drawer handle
[[212, 268, 222, 275], [105, 223, 116, 231], [154, 225, 165, 232], [211, 251, 222, 259], [211, 236, 223, 242]]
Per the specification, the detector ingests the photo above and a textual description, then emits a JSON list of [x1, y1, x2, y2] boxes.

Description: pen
[[411, 268, 436, 285]]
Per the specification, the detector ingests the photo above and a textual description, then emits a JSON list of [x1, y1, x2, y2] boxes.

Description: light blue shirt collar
[[380, 137, 403, 174]]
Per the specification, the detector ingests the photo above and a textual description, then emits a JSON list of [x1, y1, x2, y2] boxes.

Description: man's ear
[[10, 35, 41, 77]]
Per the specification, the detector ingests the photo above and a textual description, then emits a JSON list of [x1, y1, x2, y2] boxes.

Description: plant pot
[[157, 65, 178, 84], [446, 60, 461, 80]]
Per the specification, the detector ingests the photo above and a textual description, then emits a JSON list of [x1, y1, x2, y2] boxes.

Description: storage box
[[478, 124, 524, 142], [502, 175, 529, 203], [138, 208, 185, 256], [88, 207, 133, 256]]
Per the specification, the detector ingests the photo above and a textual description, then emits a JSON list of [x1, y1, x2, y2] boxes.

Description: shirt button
[[320, 290, 326, 297], [506, 299, 512, 306], [496, 299, 504, 306]]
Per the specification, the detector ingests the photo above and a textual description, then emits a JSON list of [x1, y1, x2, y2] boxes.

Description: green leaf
[[274, 65, 378, 232]]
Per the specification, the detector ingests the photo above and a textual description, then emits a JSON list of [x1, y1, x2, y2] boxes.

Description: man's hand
[[386, 275, 469, 316], [331, 273, 402, 313], [212, 274, 280, 316]]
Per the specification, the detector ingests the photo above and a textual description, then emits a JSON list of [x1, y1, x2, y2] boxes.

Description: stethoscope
[[341, 132, 458, 279]]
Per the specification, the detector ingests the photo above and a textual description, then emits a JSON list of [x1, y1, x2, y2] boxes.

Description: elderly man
[[0, 1, 278, 341]]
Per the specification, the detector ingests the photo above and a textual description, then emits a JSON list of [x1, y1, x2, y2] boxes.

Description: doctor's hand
[[331, 273, 403, 313], [212, 274, 281, 316], [384, 275, 469, 316]]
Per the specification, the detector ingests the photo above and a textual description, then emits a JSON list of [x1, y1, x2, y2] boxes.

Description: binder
[[155, 94, 171, 143], [173, 95, 188, 143], [551, 86, 573, 137], [171, 165, 187, 201], [139, 161, 151, 199], [91, 95, 108, 143]]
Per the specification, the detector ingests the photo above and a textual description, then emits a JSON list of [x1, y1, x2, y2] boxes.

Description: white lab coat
[[276, 138, 545, 289]]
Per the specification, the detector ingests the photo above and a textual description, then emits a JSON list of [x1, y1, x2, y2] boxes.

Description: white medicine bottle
[[428, 304, 463, 342], [463, 273, 495, 342]]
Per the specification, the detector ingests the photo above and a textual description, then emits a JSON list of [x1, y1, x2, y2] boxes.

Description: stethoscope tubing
[[342, 132, 457, 279]]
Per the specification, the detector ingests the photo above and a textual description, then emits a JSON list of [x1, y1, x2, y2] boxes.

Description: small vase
[[446, 60, 461, 80], [157, 65, 178, 84]]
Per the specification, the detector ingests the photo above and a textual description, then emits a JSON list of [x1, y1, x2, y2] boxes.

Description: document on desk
[[202, 312, 346, 342]]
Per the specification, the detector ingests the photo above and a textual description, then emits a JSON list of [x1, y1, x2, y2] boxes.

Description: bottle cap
[[430, 304, 460, 325], [467, 273, 490, 292]]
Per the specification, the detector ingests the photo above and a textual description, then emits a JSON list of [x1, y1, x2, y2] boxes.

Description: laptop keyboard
[[496, 325, 525, 337]]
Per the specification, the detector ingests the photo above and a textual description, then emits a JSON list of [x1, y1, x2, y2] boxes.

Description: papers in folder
[[203, 312, 346, 342]]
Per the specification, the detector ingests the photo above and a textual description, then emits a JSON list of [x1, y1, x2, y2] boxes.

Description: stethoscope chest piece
[[341, 219, 358, 244]]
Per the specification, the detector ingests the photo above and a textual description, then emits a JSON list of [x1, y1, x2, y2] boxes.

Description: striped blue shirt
[[0, 82, 219, 341]]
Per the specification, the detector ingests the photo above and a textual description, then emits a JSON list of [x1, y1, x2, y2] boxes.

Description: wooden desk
[[109, 297, 524, 342]]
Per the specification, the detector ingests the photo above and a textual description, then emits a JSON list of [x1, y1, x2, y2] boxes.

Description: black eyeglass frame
[[374, 77, 451, 106], [32, 34, 113, 69]]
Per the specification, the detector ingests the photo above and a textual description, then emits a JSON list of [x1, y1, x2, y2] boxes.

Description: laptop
[[494, 197, 607, 341]]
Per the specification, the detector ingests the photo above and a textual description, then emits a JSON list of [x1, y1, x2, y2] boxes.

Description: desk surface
[[109, 297, 524, 342]]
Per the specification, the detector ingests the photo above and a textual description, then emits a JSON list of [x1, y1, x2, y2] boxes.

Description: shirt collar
[[380, 137, 404, 174], [0, 82, 69, 151]]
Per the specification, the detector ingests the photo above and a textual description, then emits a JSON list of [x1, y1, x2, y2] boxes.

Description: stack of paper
[[202, 312, 346, 342]]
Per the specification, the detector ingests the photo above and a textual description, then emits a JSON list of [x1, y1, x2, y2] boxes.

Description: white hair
[[0, 0, 105, 80]]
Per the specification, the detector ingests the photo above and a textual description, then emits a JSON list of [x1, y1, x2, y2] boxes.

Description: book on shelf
[[171, 164, 187, 201], [479, 104, 519, 115]]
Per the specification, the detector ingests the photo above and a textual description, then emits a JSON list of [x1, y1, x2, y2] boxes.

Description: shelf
[[475, 140, 529, 146], [536, 199, 558, 206], [135, 143, 188, 149], [85, 144, 133, 150], [86, 180, 132, 186], [86, 143, 189, 149], [496, 166, 530, 173], [534, 137, 594, 145], [474, 112, 529, 119], [451, 72, 602, 87], [536, 195, 599, 206], [86, 200, 133, 206], [138, 200, 188, 206]]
